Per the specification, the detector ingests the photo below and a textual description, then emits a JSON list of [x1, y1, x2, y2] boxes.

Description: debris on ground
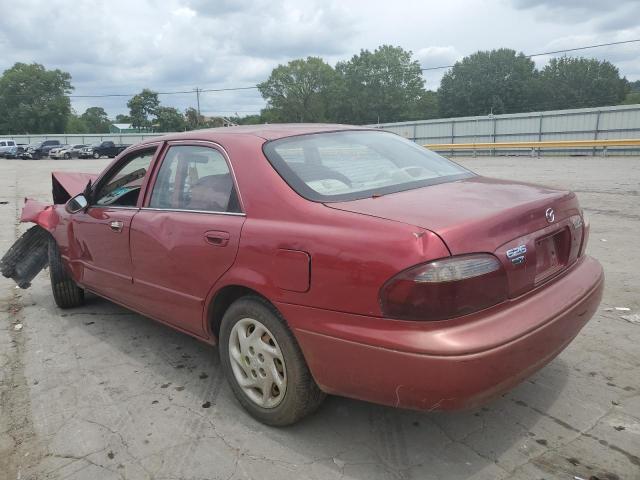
[[620, 314, 640, 325], [13, 323, 23, 331]]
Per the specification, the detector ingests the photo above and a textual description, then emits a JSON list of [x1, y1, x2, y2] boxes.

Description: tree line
[[257, 46, 634, 123], [0, 65, 232, 135], [0, 46, 637, 134]]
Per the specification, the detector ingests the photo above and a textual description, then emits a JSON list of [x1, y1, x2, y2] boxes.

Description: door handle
[[109, 220, 124, 232], [204, 231, 230, 247]]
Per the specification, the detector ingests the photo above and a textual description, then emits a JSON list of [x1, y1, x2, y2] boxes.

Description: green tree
[[438, 49, 538, 117], [127, 89, 160, 130], [155, 106, 186, 132], [335, 45, 426, 124], [80, 106, 110, 133], [538, 57, 628, 110], [0, 63, 73, 134], [258, 57, 339, 122], [185, 107, 205, 129], [115, 114, 132, 123], [65, 111, 88, 134], [414, 90, 439, 120], [233, 114, 262, 125], [621, 91, 640, 105]]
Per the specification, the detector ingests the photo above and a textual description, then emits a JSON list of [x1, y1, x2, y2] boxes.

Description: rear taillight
[[380, 254, 508, 321]]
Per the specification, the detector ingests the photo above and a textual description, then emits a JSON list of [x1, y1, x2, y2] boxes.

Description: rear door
[[66, 145, 159, 303], [129, 142, 245, 336]]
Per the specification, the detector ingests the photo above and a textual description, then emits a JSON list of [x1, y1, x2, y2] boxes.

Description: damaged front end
[[1, 171, 96, 289]]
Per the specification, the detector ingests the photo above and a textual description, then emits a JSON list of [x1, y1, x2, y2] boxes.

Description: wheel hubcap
[[228, 318, 287, 408]]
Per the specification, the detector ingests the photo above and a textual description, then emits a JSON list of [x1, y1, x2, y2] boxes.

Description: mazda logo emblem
[[545, 208, 555, 223]]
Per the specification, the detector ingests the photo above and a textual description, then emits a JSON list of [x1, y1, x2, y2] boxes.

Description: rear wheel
[[48, 239, 84, 308], [219, 296, 325, 426], [92, 152, 100, 159]]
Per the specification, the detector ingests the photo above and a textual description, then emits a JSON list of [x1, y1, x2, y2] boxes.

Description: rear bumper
[[278, 255, 604, 411]]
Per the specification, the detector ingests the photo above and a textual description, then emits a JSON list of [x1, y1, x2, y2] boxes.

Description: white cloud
[[0, 0, 636, 119]]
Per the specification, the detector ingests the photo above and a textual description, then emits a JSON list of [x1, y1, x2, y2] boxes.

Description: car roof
[[139, 123, 376, 146]]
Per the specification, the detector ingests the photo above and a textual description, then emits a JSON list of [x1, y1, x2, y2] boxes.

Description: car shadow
[[50, 292, 569, 479]]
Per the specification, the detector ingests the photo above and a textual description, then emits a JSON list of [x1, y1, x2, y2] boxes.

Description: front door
[[68, 147, 158, 302], [129, 143, 245, 335]]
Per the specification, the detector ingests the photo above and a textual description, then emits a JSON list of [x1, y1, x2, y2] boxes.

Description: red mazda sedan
[[3, 124, 604, 425]]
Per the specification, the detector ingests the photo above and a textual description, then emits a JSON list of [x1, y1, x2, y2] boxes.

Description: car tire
[[48, 238, 84, 308], [92, 152, 100, 159], [64, 153, 70, 159], [219, 296, 325, 426]]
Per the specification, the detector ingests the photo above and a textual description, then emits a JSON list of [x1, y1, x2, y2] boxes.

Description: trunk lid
[[328, 176, 584, 297]]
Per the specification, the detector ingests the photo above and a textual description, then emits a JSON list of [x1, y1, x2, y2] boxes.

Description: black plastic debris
[[1, 225, 50, 289]]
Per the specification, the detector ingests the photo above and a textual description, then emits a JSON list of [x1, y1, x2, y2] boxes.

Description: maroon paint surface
[[24, 124, 603, 411]]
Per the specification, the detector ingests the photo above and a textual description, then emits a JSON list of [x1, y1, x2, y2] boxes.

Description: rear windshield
[[263, 130, 473, 202]]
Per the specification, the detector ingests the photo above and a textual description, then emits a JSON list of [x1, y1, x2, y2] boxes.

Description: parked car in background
[[4, 144, 27, 159], [67, 144, 87, 159], [51, 144, 86, 159], [20, 143, 40, 159], [48, 145, 70, 159], [0, 139, 16, 157], [79, 141, 130, 159], [0, 125, 604, 426], [24, 140, 61, 159]]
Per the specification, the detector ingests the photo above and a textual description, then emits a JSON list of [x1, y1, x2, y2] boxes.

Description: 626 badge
[[506, 244, 527, 265]]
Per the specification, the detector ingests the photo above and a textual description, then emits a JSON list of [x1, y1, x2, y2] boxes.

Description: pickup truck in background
[[79, 141, 130, 159], [24, 140, 61, 159]]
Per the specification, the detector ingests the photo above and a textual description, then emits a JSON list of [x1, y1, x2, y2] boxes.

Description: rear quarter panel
[[207, 136, 451, 318]]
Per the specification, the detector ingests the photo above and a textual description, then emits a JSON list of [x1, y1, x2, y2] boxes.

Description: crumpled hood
[[52, 171, 98, 204]]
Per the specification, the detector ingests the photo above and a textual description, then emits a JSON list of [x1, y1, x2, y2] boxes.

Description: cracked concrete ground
[[0, 155, 638, 480]]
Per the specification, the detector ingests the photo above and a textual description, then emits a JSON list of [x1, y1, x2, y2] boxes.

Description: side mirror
[[65, 193, 88, 214]]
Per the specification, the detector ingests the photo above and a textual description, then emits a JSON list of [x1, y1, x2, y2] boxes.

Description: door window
[[93, 148, 157, 207], [148, 145, 240, 213]]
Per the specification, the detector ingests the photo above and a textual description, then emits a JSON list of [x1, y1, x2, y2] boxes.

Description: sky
[[0, 0, 638, 119]]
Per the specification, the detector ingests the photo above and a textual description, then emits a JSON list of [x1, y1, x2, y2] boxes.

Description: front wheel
[[219, 296, 325, 426], [92, 152, 100, 159], [64, 152, 71, 159], [48, 238, 84, 308]]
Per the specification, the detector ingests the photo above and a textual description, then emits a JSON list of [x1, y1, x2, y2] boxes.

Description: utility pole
[[195, 87, 201, 126]]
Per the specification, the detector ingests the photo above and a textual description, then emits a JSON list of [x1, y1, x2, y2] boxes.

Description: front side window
[[93, 148, 156, 207], [263, 130, 473, 202], [148, 145, 240, 213]]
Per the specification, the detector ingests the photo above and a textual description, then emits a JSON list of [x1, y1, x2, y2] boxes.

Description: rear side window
[[0, 142, 5, 147], [263, 130, 473, 202], [149, 145, 240, 213]]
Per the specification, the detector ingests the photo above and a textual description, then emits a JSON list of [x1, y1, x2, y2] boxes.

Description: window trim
[[140, 207, 245, 217], [142, 140, 245, 215]]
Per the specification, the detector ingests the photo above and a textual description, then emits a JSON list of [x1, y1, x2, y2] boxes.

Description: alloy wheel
[[228, 317, 287, 408]]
